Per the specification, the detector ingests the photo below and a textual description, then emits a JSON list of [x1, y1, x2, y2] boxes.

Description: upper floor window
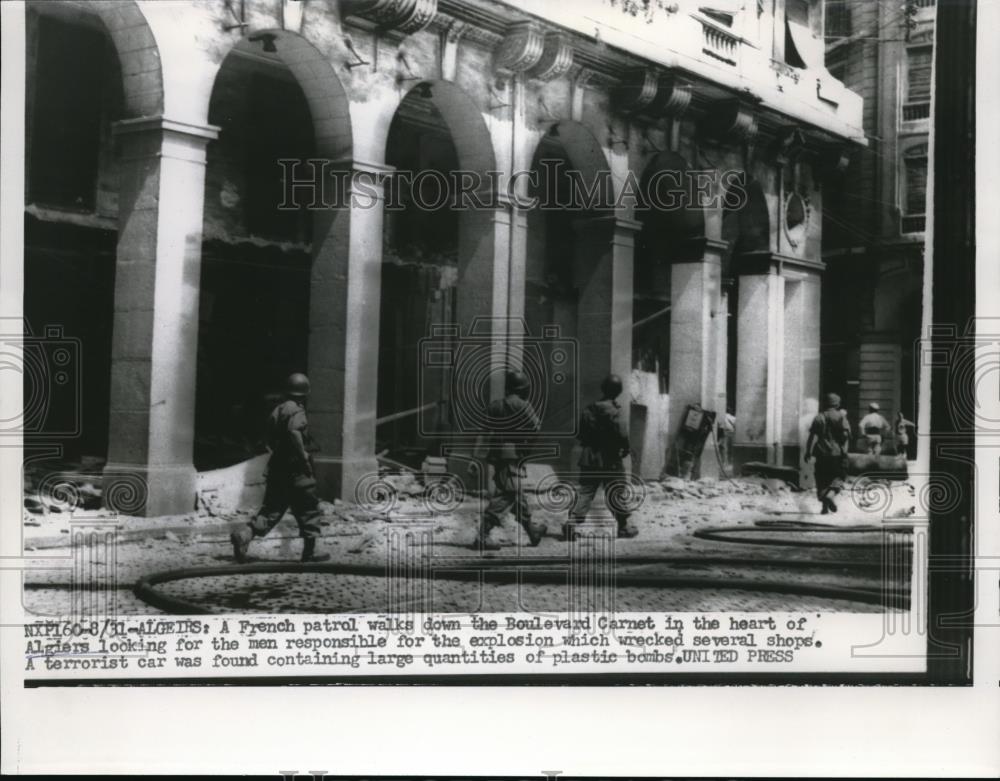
[[901, 143, 928, 233], [783, 0, 824, 70], [907, 45, 933, 100], [901, 43, 933, 122], [825, 0, 852, 40]]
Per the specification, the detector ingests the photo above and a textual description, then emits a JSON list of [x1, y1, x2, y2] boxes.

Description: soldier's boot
[[560, 521, 581, 542], [301, 537, 331, 563], [616, 519, 639, 539], [471, 520, 501, 551], [521, 518, 546, 547], [230, 525, 253, 563]]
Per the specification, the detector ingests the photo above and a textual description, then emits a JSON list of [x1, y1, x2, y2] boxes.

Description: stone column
[[310, 160, 391, 503], [781, 271, 822, 478], [733, 264, 785, 469], [666, 237, 728, 478], [455, 193, 510, 402], [733, 252, 824, 474], [796, 272, 822, 486], [575, 215, 639, 418], [103, 117, 218, 517]]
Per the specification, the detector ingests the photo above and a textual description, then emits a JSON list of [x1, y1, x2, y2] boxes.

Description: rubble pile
[[22, 466, 103, 515], [657, 475, 791, 500]]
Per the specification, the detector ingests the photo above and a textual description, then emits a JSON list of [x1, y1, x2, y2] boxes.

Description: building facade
[[21, 0, 863, 515], [822, 0, 934, 457]]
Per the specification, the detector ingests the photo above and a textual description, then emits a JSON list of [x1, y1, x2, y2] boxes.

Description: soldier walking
[[473, 370, 547, 551], [563, 374, 639, 540], [231, 372, 330, 563], [804, 392, 852, 514]]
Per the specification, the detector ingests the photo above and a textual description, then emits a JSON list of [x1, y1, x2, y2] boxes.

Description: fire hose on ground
[[132, 520, 912, 614]]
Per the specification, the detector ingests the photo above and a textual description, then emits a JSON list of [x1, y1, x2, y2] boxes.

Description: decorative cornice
[[328, 157, 398, 177], [700, 98, 759, 143], [652, 73, 693, 117], [493, 20, 545, 75], [617, 67, 659, 114], [112, 116, 220, 141], [770, 126, 807, 166], [616, 68, 692, 118], [527, 31, 574, 81], [340, 0, 438, 36], [438, 17, 467, 81]]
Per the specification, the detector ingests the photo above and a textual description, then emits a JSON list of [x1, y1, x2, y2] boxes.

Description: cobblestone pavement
[[20, 475, 915, 616]]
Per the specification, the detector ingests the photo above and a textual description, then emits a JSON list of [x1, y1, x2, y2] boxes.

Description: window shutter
[[907, 47, 933, 103], [825, 0, 852, 39], [904, 148, 928, 216]]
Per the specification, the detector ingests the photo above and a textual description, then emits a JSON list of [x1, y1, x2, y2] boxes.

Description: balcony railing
[[902, 101, 931, 122], [700, 17, 739, 67], [915, 0, 935, 8]]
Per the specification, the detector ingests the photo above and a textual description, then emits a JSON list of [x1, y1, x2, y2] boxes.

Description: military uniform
[[567, 397, 636, 537], [478, 392, 544, 547], [249, 399, 323, 541], [808, 406, 851, 513]]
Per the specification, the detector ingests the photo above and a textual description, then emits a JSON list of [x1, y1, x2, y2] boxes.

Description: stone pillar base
[[101, 462, 197, 517], [314, 455, 380, 504]]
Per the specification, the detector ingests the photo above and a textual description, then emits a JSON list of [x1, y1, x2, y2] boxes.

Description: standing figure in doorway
[[858, 402, 891, 455], [804, 392, 851, 515], [231, 372, 330, 563], [895, 410, 916, 458]]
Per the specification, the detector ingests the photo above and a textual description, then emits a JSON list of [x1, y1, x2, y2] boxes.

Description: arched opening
[[376, 80, 496, 467], [631, 151, 705, 477], [23, 1, 125, 464], [195, 32, 348, 470], [524, 122, 615, 467]]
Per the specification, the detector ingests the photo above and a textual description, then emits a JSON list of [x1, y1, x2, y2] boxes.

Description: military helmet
[[286, 372, 311, 398], [824, 392, 841, 409], [601, 373, 624, 399], [505, 369, 530, 396]]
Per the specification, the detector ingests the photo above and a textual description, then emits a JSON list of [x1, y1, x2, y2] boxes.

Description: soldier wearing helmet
[[231, 372, 330, 563], [563, 373, 638, 540], [804, 391, 852, 514], [473, 369, 546, 551]]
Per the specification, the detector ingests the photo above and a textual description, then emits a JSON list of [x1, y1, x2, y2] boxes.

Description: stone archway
[[55, 0, 164, 119], [195, 30, 354, 470], [372, 79, 502, 464], [201, 29, 365, 501], [23, 1, 183, 514], [522, 120, 621, 467]]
